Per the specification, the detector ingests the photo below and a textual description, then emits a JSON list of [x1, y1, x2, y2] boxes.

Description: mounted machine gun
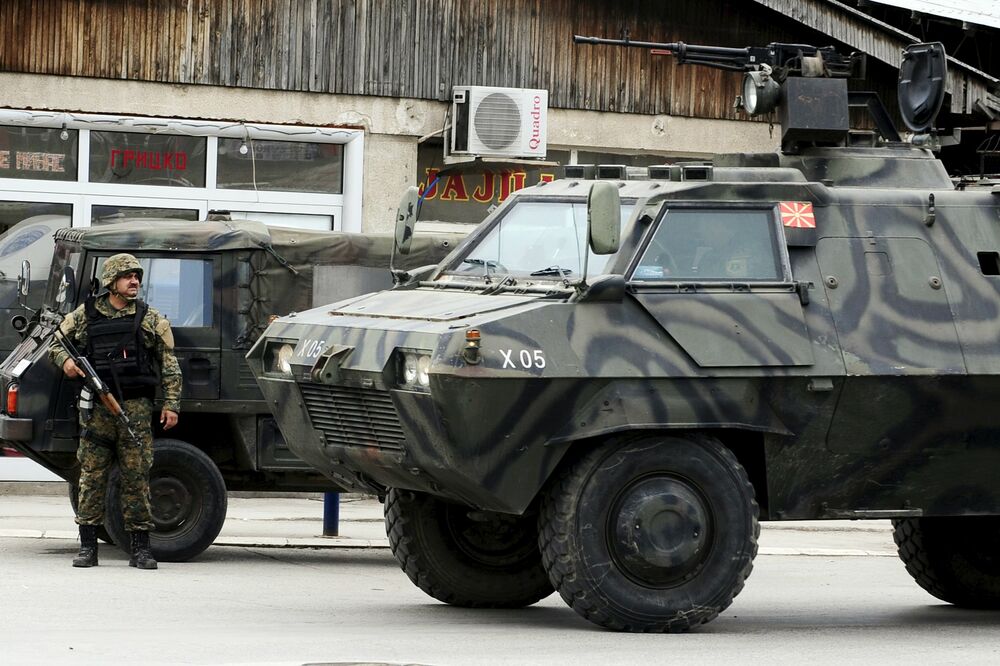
[[574, 34, 947, 152]]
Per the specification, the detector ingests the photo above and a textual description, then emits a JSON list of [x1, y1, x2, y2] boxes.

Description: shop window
[[89, 131, 206, 188], [0, 126, 78, 182], [91, 205, 199, 226], [217, 139, 343, 194], [633, 209, 783, 281]]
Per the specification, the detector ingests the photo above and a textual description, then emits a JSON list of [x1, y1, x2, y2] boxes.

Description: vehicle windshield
[[440, 199, 635, 281]]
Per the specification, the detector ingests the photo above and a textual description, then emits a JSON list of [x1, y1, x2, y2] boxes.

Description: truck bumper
[[0, 414, 32, 441]]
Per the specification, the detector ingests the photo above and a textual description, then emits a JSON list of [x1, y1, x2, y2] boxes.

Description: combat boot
[[72, 525, 99, 568], [128, 530, 158, 570]]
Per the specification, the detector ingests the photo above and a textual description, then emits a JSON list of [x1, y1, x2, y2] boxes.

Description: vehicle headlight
[[398, 350, 433, 389], [266, 342, 295, 376], [417, 355, 431, 387], [403, 353, 419, 383]]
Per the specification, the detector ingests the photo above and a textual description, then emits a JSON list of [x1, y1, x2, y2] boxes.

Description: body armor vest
[[84, 297, 158, 400]]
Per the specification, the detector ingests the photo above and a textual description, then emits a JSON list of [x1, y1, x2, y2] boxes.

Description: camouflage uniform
[[50, 262, 182, 533]]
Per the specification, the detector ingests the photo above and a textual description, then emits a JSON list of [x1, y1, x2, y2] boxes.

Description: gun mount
[[575, 34, 947, 154]]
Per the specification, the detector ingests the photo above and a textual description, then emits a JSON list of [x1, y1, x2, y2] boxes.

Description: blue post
[[323, 492, 340, 537]]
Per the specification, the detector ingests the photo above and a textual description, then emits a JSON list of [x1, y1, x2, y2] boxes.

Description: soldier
[[50, 253, 182, 570]]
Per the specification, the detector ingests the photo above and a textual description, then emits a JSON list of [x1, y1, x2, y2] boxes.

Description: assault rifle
[[53, 325, 142, 445], [572, 34, 866, 83]]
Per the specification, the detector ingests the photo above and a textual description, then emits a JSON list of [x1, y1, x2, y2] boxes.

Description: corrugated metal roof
[[751, 0, 999, 116], [866, 1, 1000, 31]]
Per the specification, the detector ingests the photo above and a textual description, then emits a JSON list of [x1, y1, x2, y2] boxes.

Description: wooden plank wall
[[0, 0, 880, 121]]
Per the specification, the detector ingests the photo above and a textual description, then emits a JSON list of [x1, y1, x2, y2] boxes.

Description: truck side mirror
[[588, 182, 621, 255], [394, 186, 420, 257]]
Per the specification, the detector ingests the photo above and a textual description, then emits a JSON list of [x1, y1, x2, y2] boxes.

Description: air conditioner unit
[[450, 86, 548, 159]]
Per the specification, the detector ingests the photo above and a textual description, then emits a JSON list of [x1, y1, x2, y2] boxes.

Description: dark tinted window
[[0, 126, 78, 182], [89, 131, 206, 187], [91, 205, 199, 225], [634, 209, 782, 281], [217, 139, 343, 194]]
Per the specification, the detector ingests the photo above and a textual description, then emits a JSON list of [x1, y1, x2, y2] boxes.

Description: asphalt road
[[2, 516, 999, 665]]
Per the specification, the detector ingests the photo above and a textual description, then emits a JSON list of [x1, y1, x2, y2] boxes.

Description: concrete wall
[[0, 72, 777, 233]]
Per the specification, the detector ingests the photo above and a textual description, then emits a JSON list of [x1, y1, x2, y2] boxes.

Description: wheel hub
[[610, 476, 712, 587], [150, 475, 193, 531]]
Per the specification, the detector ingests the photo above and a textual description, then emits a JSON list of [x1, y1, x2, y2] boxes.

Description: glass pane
[[634, 209, 781, 281], [217, 139, 343, 194], [0, 126, 78, 182], [91, 205, 199, 226], [229, 211, 333, 230], [89, 131, 206, 187], [95, 256, 213, 327], [443, 200, 634, 280], [0, 201, 71, 278], [44, 244, 83, 314]]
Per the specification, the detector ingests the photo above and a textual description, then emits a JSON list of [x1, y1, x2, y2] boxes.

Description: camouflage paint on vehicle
[[253, 147, 1000, 518], [249, 145, 1000, 628], [250, 41, 1000, 631]]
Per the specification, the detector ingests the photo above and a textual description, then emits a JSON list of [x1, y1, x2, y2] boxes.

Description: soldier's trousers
[[75, 397, 155, 532]]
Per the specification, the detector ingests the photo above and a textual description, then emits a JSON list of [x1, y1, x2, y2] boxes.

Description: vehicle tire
[[538, 434, 759, 632], [893, 517, 1000, 608], [67, 484, 114, 544], [104, 439, 228, 562], [385, 488, 553, 608]]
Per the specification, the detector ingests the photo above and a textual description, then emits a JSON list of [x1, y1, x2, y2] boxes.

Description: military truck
[[0, 217, 457, 561], [248, 42, 1000, 631]]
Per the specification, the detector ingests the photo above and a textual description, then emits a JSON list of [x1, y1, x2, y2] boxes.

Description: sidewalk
[[0, 482, 901, 557]]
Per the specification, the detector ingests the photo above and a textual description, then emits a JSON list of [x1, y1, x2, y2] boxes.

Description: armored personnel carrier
[[249, 42, 1000, 631], [0, 217, 457, 561]]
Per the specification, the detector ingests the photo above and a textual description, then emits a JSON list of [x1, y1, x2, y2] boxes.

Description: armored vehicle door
[[90, 253, 221, 401], [816, 235, 964, 455], [628, 205, 814, 367]]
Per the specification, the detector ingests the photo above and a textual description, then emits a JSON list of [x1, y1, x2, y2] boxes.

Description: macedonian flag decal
[[779, 201, 816, 228]]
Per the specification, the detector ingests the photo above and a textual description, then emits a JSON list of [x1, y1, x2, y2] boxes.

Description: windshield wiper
[[530, 265, 573, 277]]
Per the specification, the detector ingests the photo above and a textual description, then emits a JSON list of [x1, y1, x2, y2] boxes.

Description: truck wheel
[[893, 517, 1000, 608], [538, 434, 759, 632], [67, 484, 114, 544], [104, 439, 228, 562], [385, 488, 553, 608]]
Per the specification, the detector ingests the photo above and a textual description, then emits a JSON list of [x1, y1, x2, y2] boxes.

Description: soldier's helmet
[[101, 253, 144, 290]]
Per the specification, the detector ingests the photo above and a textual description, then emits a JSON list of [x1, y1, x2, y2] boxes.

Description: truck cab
[[0, 217, 457, 561]]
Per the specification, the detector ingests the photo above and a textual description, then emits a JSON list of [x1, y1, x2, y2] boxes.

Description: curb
[[0, 481, 371, 501], [0, 529, 898, 557]]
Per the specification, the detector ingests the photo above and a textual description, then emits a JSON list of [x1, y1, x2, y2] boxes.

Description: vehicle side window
[[95, 256, 213, 327], [633, 209, 783, 281]]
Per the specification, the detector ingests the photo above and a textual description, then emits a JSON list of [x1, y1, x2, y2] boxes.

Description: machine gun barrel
[[574, 35, 754, 72], [574, 35, 863, 80]]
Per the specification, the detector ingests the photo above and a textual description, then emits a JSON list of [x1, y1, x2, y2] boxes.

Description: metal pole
[[323, 492, 340, 537]]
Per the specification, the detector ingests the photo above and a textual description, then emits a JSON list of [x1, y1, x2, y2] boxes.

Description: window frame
[[0, 111, 365, 232], [626, 203, 794, 287], [85, 252, 222, 348]]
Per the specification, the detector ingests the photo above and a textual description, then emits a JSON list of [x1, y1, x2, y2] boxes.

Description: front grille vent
[[299, 383, 405, 452]]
